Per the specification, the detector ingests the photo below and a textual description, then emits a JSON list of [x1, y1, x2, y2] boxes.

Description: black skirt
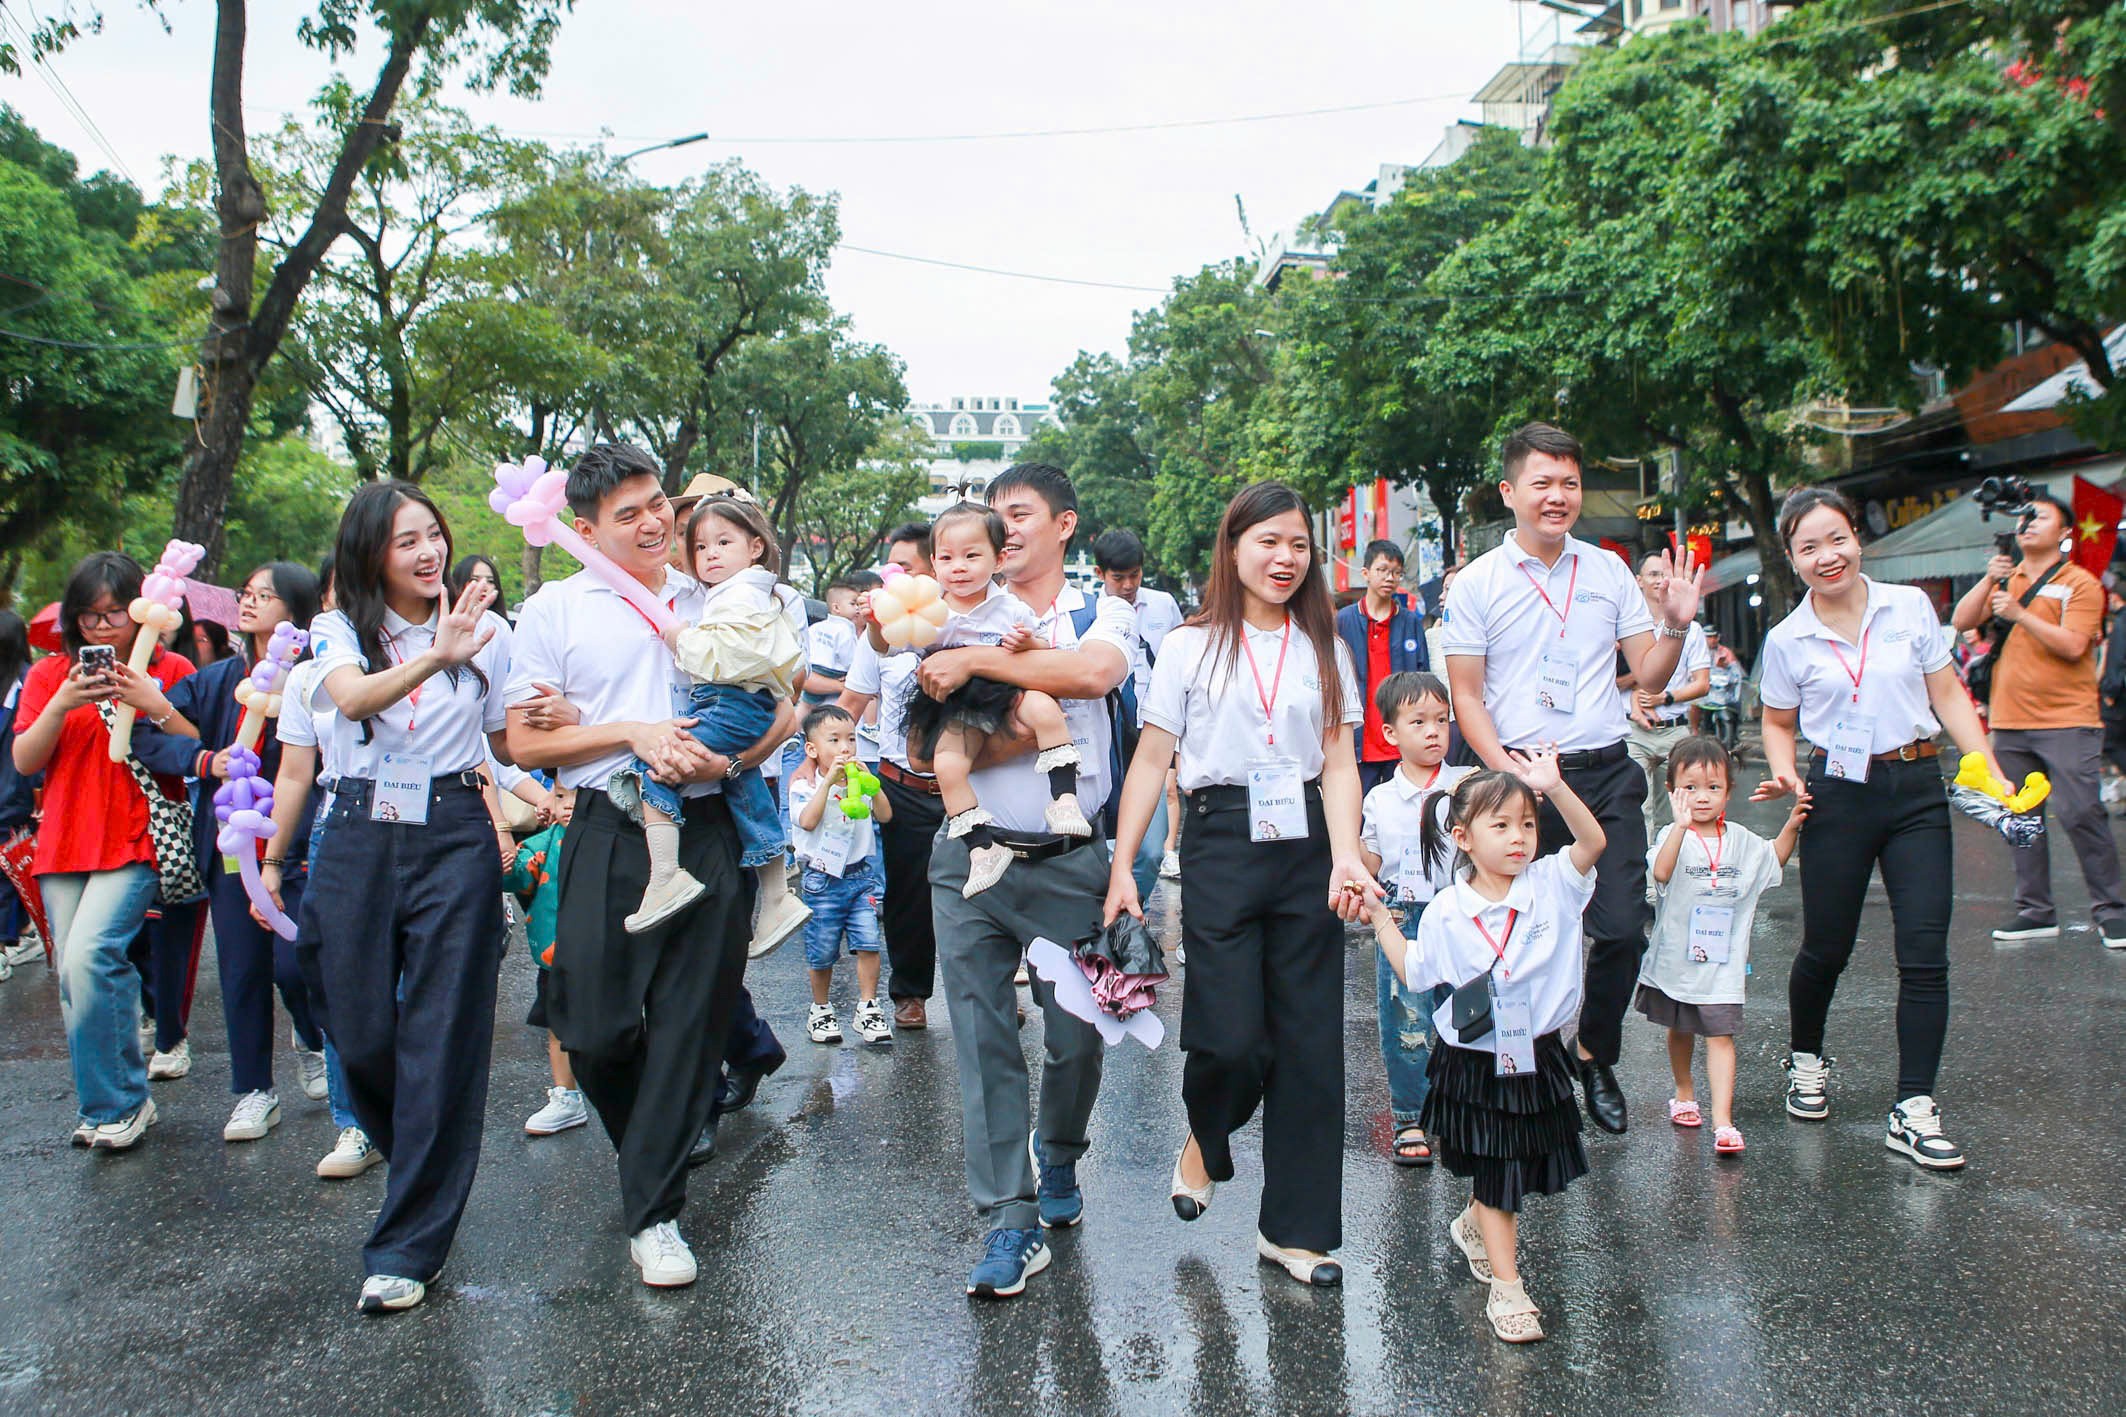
[[901, 675, 1024, 761], [1419, 1030, 1588, 1213]]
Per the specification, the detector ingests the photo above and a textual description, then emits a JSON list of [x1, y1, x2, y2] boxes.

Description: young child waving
[[1370, 746, 1604, 1344], [1637, 736, 1807, 1156]]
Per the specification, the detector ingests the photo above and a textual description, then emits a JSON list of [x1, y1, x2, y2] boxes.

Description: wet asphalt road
[[2, 789, 2124, 1417]]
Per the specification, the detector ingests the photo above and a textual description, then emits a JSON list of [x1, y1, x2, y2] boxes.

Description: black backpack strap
[[1068, 600, 1138, 832]]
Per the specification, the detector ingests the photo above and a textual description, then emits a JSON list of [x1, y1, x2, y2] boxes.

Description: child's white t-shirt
[[1638, 821, 1780, 1006], [1408, 853, 1597, 1048], [1361, 763, 1476, 905], [931, 583, 1038, 652], [787, 770, 877, 877]]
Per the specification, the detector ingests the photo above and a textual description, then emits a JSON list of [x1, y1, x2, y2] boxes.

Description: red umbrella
[[28, 602, 63, 653]]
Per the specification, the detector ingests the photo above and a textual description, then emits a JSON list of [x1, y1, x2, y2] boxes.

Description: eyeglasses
[[76, 609, 130, 629], [238, 588, 283, 606]]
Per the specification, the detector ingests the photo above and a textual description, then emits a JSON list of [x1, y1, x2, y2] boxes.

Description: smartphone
[[77, 644, 117, 680]]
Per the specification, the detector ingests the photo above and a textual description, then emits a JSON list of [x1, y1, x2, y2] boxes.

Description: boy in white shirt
[[787, 706, 893, 1046]]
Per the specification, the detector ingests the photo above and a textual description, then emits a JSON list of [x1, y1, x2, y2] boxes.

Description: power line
[[0, 2, 140, 186], [836, 244, 1167, 294]]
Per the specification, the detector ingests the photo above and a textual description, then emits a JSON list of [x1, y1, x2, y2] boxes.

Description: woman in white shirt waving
[[300, 480, 514, 1314], [1105, 482, 1375, 1288], [1752, 485, 2001, 1172]]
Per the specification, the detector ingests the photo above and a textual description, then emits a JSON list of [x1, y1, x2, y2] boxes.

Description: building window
[[993, 415, 1020, 438], [950, 397, 965, 411], [1660, 0, 1683, 9], [950, 414, 978, 436]]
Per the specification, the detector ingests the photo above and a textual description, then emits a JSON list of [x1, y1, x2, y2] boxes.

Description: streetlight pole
[[612, 132, 709, 166]]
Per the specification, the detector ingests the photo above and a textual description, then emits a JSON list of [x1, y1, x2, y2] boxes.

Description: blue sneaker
[[966, 1226, 1050, 1299], [1030, 1131, 1084, 1229]]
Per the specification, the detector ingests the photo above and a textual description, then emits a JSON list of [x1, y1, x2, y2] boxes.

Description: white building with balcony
[[906, 396, 1056, 517]]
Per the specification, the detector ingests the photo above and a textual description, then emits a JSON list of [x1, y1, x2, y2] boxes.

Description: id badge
[[1688, 903, 1735, 965], [1396, 841, 1429, 901], [1824, 712, 1876, 783], [1534, 650, 1574, 712], [1247, 757, 1309, 843], [813, 814, 857, 878], [1491, 978, 1537, 1077], [372, 751, 433, 825]]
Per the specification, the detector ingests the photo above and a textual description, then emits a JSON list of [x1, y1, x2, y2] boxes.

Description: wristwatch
[[725, 754, 746, 779], [1662, 690, 1674, 707]]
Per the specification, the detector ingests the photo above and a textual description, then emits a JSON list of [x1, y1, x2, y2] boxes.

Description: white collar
[[583, 565, 688, 603], [1793, 576, 1890, 644], [1503, 529, 1585, 571], [1452, 865, 1536, 919], [1383, 763, 1449, 801], [381, 603, 439, 640]]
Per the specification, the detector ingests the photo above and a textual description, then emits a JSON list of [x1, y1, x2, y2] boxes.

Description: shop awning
[[1861, 472, 2079, 582], [2002, 328, 2126, 412]]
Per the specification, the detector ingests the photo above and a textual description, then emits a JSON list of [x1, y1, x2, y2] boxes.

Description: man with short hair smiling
[[1337, 538, 1430, 793], [912, 462, 1133, 1299], [1442, 422, 1702, 1135], [504, 443, 794, 1289]]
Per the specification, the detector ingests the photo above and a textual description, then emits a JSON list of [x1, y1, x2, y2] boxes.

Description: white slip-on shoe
[[625, 868, 707, 935], [749, 894, 811, 960]]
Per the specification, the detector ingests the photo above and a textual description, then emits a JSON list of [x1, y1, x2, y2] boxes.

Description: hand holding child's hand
[[1506, 743, 1563, 795], [1751, 772, 1801, 803], [1000, 624, 1033, 653], [1786, 788, 1812, 827]]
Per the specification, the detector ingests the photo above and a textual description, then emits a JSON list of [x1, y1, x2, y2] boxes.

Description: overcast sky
[[6, 0, 1536, 405]]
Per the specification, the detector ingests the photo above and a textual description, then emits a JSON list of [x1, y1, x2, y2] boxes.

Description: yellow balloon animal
[[1954, 752, 2050, 815]]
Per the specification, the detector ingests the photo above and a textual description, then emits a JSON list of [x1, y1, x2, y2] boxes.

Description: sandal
[[1667, 1097, 1703, 1129], [1486, 1278, 1545, 1343], [1448, 1204, 1494, 1282], [1392, 1124, 1434, 1168], [1714, 1125, 1745, 1155]]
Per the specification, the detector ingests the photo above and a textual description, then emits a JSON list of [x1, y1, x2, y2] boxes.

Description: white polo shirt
[[804, 615, 859, 701], [1125, 587, 1186, 711], [932, 583, 1038, 649], [1442, 532, 1653, 751], [1758, 577, 1951, 753], [306, 605, 513, 779], [788, 770, 877, 868], [846, 638, 923, 772], [504, 567, 720, 796], [962, 584, 1135, 832], [1623, 620, 1710, 725], [1142, 620, 1365, 791], [1361, 762, 1476, 903], [1407, 853, 1596, 1046]]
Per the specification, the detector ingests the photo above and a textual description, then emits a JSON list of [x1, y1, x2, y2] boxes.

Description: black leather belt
[[333, 769, 485, 799], [1509, 743, 1628, 771], [878, 758, 941, 796], [990, 829, 1098, 863], [1185, 779, 1324, 815]]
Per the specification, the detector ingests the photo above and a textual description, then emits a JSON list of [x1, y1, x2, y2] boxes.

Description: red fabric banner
[[2071, 476, 2123, 575]]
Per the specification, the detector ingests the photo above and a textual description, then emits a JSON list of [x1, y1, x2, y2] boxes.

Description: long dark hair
[[447, 553, 502, 603], [0, 610, 29, 703], [1421, 770, 1541, 882], [1188, 482, 1344, 726], [243, 561, 322, 664], [59, 551, 144, 657], [331, 481, 483, 706]]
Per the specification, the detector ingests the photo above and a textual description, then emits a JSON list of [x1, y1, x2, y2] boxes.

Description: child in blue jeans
[[788, 706, 893, 1046], [1358, 672, 1472, 1167]]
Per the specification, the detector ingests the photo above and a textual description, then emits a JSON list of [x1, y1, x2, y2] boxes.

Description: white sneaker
[[2, 933, 40, 967], [851, 1000, 892, 1046], [808, 1003, 843, 1044], [1160, 849, 1180, 880], [1044, 793, 1094, 838], [750, 894, 812, 960], [357, 1274, 426, 1314], [964, 843, 1013, 898], [223, 1089, 281, 1142], [1886, 1095, 1967, 1170], [525, 1085, 589, 1136], [625, 867, 707, 934], [138, 1015, 157, 1054], [148, 1040, 193, 1080], [71, 1119, 95, 1148], [0, 957, 10, 982], [295, 1046, 329, 1101], [629, 1220, 698, 1287], [317, 1126, 383, 1179], [90, 1098, 157, 1151]]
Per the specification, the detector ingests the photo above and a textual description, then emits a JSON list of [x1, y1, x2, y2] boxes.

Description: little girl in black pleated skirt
[[1368, 752, 1605, 1344]]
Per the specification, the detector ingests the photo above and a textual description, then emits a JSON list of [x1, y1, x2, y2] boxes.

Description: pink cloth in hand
[[1077, 956, 1161, 1019]]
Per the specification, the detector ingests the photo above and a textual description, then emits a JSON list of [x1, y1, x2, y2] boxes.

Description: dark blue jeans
[[209, 856, 323, 1094], [1376, 901, 1449, 1126], [614, 682, 783, 870]]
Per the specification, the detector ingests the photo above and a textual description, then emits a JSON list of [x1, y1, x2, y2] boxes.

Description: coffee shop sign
[[1863, 488, 1959, 537]]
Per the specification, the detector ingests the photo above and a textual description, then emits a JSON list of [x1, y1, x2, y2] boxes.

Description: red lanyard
[[1695, 821, 1725, 880], [385, 633, 425, 735], [1239, 618, 1293, 747], [1472, 907, 1519, 978], [1042, 591, 1065, 649], [1417, 763, 1442, 792], [624, 591, 678, 640], [1520, 556, 1579, 638], [1827, 629, 1869, 705]]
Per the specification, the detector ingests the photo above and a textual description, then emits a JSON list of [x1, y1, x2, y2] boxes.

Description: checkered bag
[[95, 703, 206, 905]]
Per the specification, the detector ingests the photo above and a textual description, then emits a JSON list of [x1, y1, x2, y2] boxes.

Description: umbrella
[[28, 603, 62, 653]]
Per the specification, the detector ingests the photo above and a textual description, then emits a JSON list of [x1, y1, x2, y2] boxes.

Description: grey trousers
[[1992, 726, 2126, 926], [930, 831, 1109, 1232], [1627, 720, 1693, 829]]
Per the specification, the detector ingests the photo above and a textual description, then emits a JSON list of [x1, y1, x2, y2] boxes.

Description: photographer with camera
[[1950, 486, 2126, 947]]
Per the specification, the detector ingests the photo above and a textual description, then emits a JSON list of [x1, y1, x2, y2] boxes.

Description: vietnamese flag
[[2071, 476, 2123, 574]]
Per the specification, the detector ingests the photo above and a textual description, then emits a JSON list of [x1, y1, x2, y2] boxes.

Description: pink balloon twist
[[490, 457, 678, 635]]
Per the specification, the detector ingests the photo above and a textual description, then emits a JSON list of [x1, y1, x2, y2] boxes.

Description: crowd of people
[[4, 420, 2113, 1346]]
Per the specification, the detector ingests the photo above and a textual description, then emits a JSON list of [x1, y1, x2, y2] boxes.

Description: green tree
[[781, 418, 932, 592], [1020, 352, 1156, 554]]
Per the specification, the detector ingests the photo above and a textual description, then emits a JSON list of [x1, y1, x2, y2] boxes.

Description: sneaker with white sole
[[749, 894, 811, 960], [90, 1098, 157, 1151], [2101, 918, 2126, 951], [70, 1119, 95, 1148], [808, 1004, 843, 1045], [525, 1085, 590, 1136], [223, 1089, 281, 1142], [1160, 849, 1180, 880], [0, 957, 11, 982], [1992, 915, 2060, 942], [138, 1015, 157, 1054], [148, 1040, 192, 1080], [629, 1220, 698, 1287], [295, 1046, 329, 1101], [963, 843, 1013, 898], [357, 1274, 425, 1314], [851, 999, 892, 1046], [317, 1126, 383, 1179], [1886, 1095, 1966, 1170], [2, 934, 40, 967], [625, 867, 707, 934], [1044, 793, 1093, 838], [1783, 1051, 1832, 1121]]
